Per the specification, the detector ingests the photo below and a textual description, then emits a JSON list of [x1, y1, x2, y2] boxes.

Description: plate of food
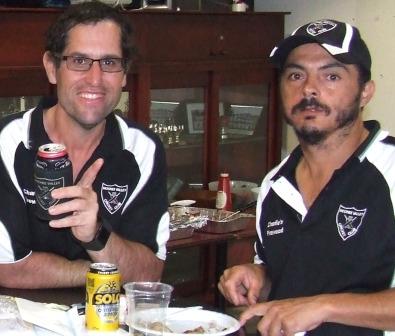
[[131, 307, 240, 336]]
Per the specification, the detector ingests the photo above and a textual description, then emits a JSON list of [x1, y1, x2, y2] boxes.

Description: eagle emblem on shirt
[[336, 205, 367, 241], [101, 183, 128, 214]]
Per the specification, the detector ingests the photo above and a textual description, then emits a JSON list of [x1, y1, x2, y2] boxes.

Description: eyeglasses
[[60, 55, 126, 73]]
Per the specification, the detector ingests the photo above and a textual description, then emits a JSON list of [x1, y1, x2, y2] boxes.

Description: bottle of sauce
[[215, 173, 232, 211]]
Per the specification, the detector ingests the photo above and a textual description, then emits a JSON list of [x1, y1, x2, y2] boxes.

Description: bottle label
[[216, 190, 227, 209]]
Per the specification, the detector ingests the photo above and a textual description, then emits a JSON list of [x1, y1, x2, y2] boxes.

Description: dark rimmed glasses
[[60, 55, 126, 73]]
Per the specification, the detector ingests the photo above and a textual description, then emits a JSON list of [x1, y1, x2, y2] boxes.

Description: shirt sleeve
[[102, 127, 169, 261], [0, 152, 32, 263], [120, 140, 169, 260]]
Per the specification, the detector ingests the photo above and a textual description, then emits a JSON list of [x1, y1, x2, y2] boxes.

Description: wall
[[255, 0, 395, 155]]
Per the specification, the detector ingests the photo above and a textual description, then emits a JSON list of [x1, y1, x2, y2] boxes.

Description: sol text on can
[[86, 263, 121, 331]]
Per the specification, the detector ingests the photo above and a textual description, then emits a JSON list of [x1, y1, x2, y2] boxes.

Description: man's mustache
[[291, 98, 330, 115]]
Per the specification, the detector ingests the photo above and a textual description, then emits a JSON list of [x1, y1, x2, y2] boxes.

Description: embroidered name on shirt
[[267, 219, 284, 236], [23, 188, 36, 204]]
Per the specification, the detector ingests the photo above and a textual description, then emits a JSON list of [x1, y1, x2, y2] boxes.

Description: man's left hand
[[239, 295, 328, 336], [48, 158, 104, 242]]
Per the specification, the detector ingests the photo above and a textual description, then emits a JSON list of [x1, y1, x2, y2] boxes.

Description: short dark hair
[[356, 65, 371, 86], [45, 1, 133, 70]]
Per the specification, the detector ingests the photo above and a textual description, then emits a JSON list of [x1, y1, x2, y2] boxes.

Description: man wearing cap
[[218, 19, 395, 335]]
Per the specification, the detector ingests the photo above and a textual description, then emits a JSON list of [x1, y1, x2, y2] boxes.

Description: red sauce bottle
[[215, 173, 232, 211]]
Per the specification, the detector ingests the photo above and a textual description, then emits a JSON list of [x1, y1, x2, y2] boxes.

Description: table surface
[[0, 286, 85, 306], [0, 286, 248, 336]]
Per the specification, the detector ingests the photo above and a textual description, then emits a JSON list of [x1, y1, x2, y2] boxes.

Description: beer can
[[215, 172, 232, 211], [86, 263, 121, 331], [33, 143, 73, 220]]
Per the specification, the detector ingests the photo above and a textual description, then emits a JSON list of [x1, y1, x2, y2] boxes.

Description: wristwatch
[[78, 222, 111, 251]]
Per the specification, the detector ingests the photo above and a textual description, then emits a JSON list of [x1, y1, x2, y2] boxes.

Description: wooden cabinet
[[130, 11, 285, 192], [0, 8, 284, 195], [131, 13, 281, 62]]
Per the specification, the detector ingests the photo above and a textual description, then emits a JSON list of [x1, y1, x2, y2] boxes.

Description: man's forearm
[[0, 252, 90, 289], [89, 232, 164, 282], [323, 289, 395, 331]]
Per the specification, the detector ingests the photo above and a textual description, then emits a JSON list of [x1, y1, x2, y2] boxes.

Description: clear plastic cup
[[123, 282, 173, 335]]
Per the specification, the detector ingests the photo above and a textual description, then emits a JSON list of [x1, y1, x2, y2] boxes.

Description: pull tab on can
[[215, 173, 232, 211]]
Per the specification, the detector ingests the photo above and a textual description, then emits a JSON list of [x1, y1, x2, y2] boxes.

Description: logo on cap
[[306, 20, 337, 36]]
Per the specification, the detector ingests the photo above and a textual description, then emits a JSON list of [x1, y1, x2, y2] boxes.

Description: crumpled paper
[[0, 295, 127, 335], [16, 297, 78, 336], [0, 295, 35, 335]]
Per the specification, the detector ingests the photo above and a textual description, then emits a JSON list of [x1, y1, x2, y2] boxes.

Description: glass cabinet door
[[218, 83, 268, 183], [0, 96, 41, 117], [114, 92, 129, 116], [217, 84, 268, 208], [150, 88, 205, 200]]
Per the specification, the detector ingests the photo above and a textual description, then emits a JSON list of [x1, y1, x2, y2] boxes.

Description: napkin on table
[[16, 297, 78, 336], [16, 297, 128, 336]]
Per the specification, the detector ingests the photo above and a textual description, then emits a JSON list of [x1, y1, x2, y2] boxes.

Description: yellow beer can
[[86, 263, 121, 331]]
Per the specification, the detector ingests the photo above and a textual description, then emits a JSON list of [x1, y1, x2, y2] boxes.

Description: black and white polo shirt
[[0, 97, 169, 263], [254, 120, 395, 335]]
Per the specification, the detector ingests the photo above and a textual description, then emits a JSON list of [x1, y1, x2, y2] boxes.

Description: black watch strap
[[78, 223, 110, 251]]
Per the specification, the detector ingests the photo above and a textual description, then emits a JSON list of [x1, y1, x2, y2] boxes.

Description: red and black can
[[34, 143, 73, 220]]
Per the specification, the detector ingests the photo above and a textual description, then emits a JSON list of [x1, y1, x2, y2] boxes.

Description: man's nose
[[85, 61, 103, 84], [302, 76, 319, 97]]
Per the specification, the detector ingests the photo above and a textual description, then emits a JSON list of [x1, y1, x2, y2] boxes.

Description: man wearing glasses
[[0, 1, 169, 288]]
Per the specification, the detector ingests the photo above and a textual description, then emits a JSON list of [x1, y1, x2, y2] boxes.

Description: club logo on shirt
[[101, 183, 128, 214], [336, 205, 367, 241]]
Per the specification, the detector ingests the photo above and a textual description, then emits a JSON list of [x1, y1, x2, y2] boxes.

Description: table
[[167, 219, 256, 250], [0, 287, 248, 336], [0, 286, 85, 306], [167, 219, 257, 310]]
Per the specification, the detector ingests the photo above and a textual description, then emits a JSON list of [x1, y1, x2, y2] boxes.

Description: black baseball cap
[[269, 19, 371, 80]]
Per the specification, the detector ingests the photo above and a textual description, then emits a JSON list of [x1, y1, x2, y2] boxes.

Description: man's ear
[[43, 51, 58, 85], [360, 80, 375, 108]]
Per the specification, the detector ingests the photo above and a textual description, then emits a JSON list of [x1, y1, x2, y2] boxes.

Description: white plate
[[131, 307, 240, 336], [170, 200, 196, 207]]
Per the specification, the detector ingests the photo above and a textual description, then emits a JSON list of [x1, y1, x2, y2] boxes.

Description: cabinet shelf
[[163, 135, 266, 149], [219, 135, 266, 145]]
